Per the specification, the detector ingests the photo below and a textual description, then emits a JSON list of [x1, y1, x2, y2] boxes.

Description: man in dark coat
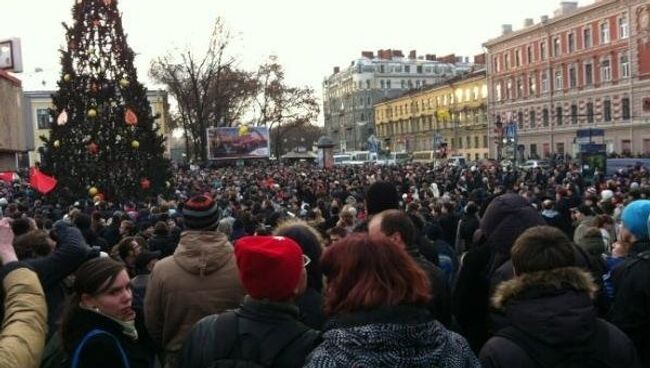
[[369, 210, 452, 327], [610, 200, 650, 367], [180, 236, 319, 368], [480, 226, 639, 368]]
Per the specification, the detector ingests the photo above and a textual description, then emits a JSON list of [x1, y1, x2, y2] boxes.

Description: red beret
[[234, 236, 303, 301]]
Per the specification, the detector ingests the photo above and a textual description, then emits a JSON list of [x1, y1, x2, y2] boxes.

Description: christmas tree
[[40, 0, 171, 202]]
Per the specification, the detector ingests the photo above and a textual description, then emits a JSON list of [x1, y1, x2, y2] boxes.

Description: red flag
[[29, 168, 57, 194], [0, 172, 16, 183]]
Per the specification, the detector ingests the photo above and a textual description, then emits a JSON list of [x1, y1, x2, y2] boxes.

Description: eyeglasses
[[302, 254, 311, 267]]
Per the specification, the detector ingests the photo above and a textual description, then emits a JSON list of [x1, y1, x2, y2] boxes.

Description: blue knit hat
[[621, 200, 650, 240]]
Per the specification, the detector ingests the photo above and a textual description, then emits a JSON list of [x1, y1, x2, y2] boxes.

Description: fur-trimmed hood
[[491, 267, 599, 346], [492, 267, 598, 310]]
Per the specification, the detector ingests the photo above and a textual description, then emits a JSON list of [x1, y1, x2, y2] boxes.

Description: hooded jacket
[[480, 267, 639, 368], [144, 230, 244, 354], [305, 305, 480, 368]]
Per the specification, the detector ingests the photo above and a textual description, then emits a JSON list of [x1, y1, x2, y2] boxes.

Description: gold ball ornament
[[63, 74, 72, 82], [131, 140, 140, 149], [238, 125, 249, 136], [53, 140, 61, 148], [87, 109, 97, 118], [119, 78, 130, 88], [89, 187, 98, 196]]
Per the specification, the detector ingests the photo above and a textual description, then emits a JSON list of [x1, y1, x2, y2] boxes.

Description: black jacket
[[408, 247, 452, 327], [62, 309, 155, 368], [24, 222, 97, 340], [610, 240, 650, 367], [180, 296, 320, 368], [480, 267, 639, 368], [147, 233, 177, 258], [296, 288, 325, 330]]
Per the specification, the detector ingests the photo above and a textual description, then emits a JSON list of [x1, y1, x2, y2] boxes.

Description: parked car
[[521, 159, 550, 170]]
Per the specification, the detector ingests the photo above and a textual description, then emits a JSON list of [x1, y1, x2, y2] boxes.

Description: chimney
[[438, 54, 456, 64], [524, 18, 534, 27], [502, 24, 513, 35], [361, 51, 374, 59], [474, 53, 486, 65], [541, 15, 549, 23], [393, 50, 404, 58], [333, 66, 340, 74], [554, 1, 578, 16], [425, 54, 436, 61], [409, 50, 417, 59]]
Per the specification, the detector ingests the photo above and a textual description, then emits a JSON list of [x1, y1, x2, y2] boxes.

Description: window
[[505, 53, 511, 70], [557, 142, 565, 155], [553, 37, 561, 57], [543, 108, 549, 126], [600, 22, 610, 44], [528, 74, 536, 95], [380, 80, 385, 89], [494, 56, 501, 73], [483, 135, 488, 148], [604, 99, 612, 121], [458, 137, 463, 149], [620, 53, 630, 78], [541, 71, 549, 92], [601, 59, 611, 82], [417, 65, 423, 73], [415, 80, 421, 88], [587, 102, 594, 123], [621, 139, 631, 155], [517, 78, 524, 98], [515, 49, 521, 67], [556, 106, 563, 125], [366, 80, 370, 89], [531, 144, 538, 157], [401, 80, 405, 89], [405, 65, 411, 73], [36, 109, 51, 129], [583, 28, 592, 48], [540, 41, 547, 60], [358, 81, 363, 89], [530, 110, 536, 128], [506, 79, 513, 100], [466, 136, 471, 148], [622, 97, 630, 120], [619, 15, 629, 39], [387, 80, 391, 89], [518, 111, 524, 129], [585, 63, 593, 86], [568, 33, 575, 53], [475, 136, 479, 149], [555, 69, 563, 90], [495, 83, 502, 101], [571, 104, 578, 124], [380, 65, 385, 73], [569, 66, 577, 88], [527, 45, 533, 64]]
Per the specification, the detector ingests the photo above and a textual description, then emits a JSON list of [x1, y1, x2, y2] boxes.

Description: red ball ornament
[[125, 108, 138, 126], [140, 178, 151, 190], [87, 142, 99, 155]]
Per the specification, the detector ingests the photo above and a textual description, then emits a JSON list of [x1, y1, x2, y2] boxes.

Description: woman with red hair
[[305, 233, 479, 368]]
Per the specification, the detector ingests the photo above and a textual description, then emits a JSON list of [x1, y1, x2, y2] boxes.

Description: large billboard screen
[[207, 127, 270, 160]]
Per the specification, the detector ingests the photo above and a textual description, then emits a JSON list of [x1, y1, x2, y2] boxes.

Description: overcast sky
[[2, 0, 594, 121]]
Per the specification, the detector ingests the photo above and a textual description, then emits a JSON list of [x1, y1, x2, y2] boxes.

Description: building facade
[[485, 0, 650, 160], [374, 69, 489, 161], [323, 50, 475, 152], [24, 89, 171, 165], [0, 70, 29, 170]]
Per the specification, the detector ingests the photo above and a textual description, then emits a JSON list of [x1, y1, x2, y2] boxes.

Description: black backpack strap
[[212, 311, 241, 358], [256, 322, 310, 367]]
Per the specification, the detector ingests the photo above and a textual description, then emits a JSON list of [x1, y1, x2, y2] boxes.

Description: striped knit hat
[[183, 195, 220, 230]]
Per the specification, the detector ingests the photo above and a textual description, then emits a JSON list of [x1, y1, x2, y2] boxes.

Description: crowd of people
[[0, 158, 649, 367]]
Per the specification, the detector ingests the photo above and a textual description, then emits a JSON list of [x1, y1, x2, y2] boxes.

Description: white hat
[[601, 189, 614, 202]]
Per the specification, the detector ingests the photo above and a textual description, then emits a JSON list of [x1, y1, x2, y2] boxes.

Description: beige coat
[[144, 230, 244, 354], [0, 266, 47, 368]]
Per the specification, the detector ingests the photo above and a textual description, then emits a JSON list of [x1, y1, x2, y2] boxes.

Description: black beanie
[[365, 181, 399, 216]]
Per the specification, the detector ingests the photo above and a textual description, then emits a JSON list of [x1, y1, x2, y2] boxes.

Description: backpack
[[206, 311, 309, 368], [495, 319, 612, 368]]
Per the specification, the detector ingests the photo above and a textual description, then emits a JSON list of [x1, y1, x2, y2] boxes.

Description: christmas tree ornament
[[53, 140, 61, 148], [87, 109, 97, 118], [165, 181, 171, 188], [90, 83, 99, 93], [131, 140, 140, 149], [103, 0, 112, 5], [57, 110, 68, 126], [87, 142, 99, 155], [119, 78, 130, 88], [125, 108, 138, 125], [88, 187, 98, 196], [63, 74, 72, 82], [140, 178, 151, 190], [93, 194, 104, 202], [238, 125, 249, 136]]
